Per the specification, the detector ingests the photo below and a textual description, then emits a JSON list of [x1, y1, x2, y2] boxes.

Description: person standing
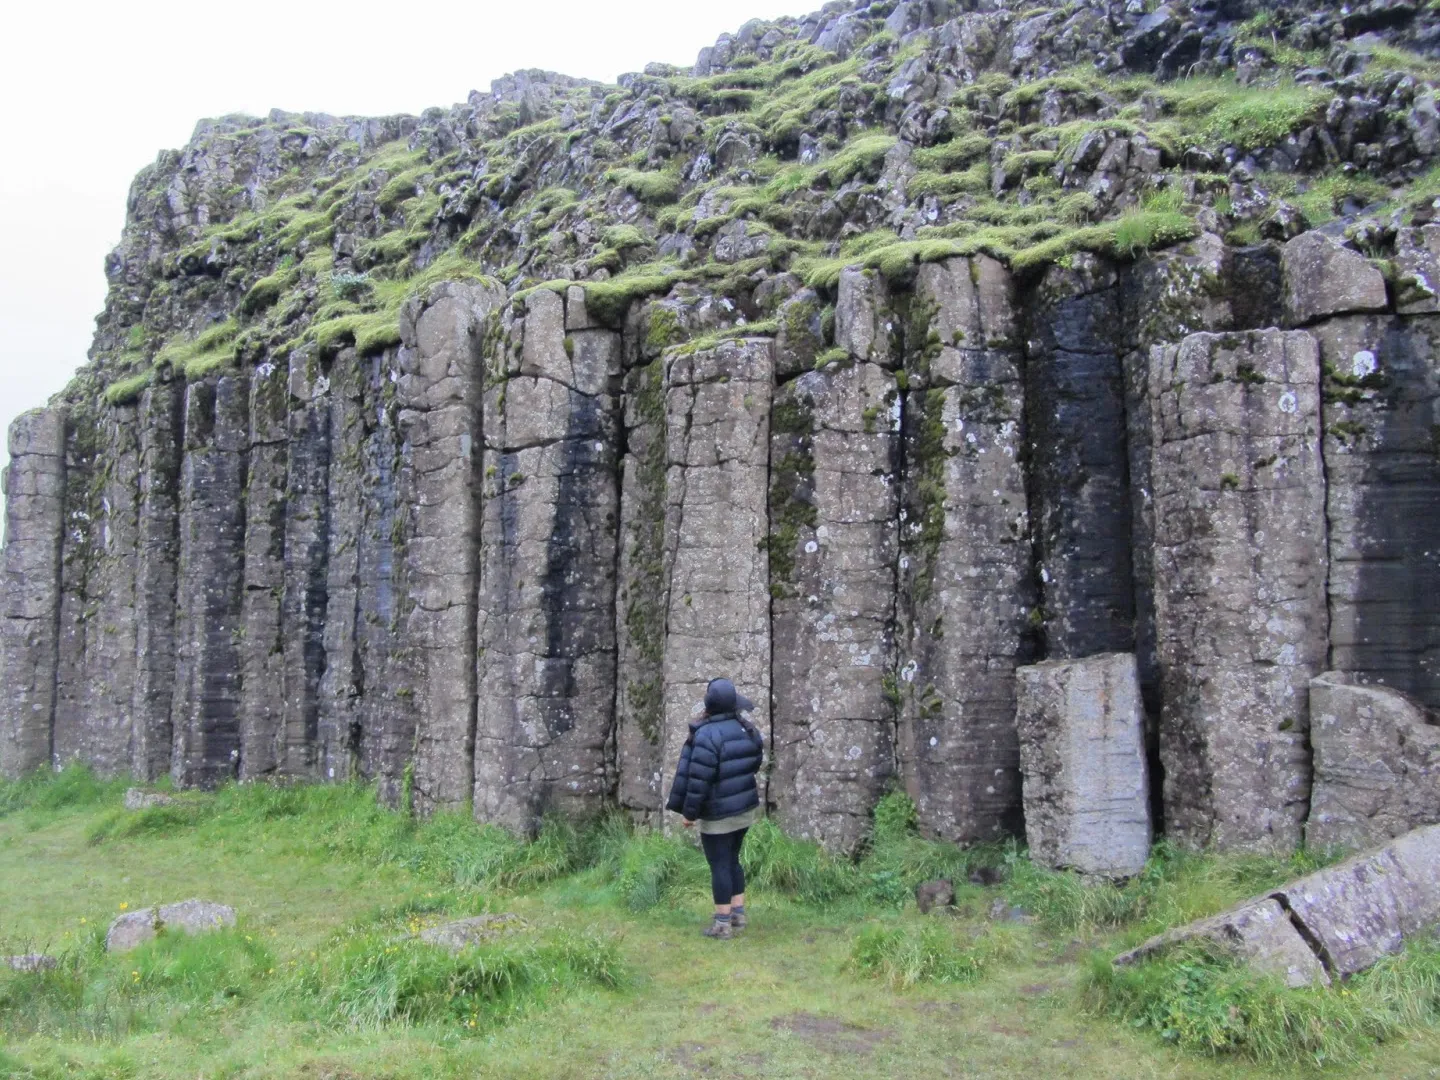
[[666, 677, 764, 939]]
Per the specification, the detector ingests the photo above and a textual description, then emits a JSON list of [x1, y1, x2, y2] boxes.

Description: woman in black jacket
[[666, 677, 764, 939]]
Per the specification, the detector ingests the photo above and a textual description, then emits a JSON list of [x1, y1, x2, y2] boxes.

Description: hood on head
[[703, 678, 754, 716]]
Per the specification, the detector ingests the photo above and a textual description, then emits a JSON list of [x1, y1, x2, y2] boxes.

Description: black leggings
[[700, 827, 749, 905]]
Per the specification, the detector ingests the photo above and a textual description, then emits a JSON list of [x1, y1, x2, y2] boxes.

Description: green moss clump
[[101, 370, 153, 407], [156, 319, 240, 381], [605, 168, 681, 205], [765, 393, 818, 598]]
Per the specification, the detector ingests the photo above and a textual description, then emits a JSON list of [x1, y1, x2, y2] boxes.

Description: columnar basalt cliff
[[6, 0, 1440, 853]]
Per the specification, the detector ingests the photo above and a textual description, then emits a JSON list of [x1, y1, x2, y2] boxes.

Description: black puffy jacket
[[665, 713, 764, 822]]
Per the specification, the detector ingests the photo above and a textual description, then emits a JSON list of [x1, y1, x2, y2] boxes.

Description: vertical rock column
[[354, 348, 413, 804], [73, 408, 141, 774], [897, 257, 1036, 843], [238, 359, 288, 779], [171, 375, 250, 788], [769, 334, 901, 850], [1025, 256, 1136, 658], [131, 381, 184, 780], [397, 281, 502, 814], [279, 353, 332, 777], [52, 411, 99, 768], [1313, 312, 1440, 709], [474, 288, 622, 831], [1149, 330, 1327, 851], [0, 408, 67, 776], [614, 343, 669, 818], [659, 339, 774, 812], [317, 347, 365, 783]]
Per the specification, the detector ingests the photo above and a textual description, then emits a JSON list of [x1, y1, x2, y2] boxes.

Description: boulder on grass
[[415, 913, 527, 952], [915, 880, 955, 914], [5, 954, 57, 973], [105, 899, 237, 953]]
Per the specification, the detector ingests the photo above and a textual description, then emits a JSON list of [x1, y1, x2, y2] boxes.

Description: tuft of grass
[[314, 928, 623, 1032], [605, 167, 681, 205], [0, 766, 129, 819], [583, 266, 687, 327], [849, 922, 990, 988], [1085, 938, 1440, 1069], [154, 318, 239, 381], [101, 370, 153, 408]]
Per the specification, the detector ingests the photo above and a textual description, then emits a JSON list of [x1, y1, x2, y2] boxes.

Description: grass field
[[2, 771, 1440, 1080]]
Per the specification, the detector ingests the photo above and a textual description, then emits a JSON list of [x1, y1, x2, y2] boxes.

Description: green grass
[[153, 318, 240, 381], [5, 771, 1440, 1078]]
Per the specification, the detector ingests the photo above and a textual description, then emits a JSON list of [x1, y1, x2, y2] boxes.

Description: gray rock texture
[[1015, 653, 1151, 878], [0, 408, 67, 776], [1275, 824, 1440, 976], [1282, 232, 1390, 326], [769, 361, 900, 853], [105, 899, 237, 952], [1114, 898, 1330, 988], [1315, 315, 1440, 711], [416, 913, 527, 951], [1148, 330, 1327, 852], [171, 377, 249, 789], [897, 256, 1034, 844], [1308, 672, 1440, 850], [5, 954, 58, 973], [474, 288, 620, 832], [658, 339, 774, 817], [400, 282, 504, 814]]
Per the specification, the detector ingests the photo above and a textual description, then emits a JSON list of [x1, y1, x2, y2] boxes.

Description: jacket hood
[[702, 677, 755, 717]]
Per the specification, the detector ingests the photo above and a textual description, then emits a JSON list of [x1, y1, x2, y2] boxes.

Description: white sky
[[0, 0, 822, 478]]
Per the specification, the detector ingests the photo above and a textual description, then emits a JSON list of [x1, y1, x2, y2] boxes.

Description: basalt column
[[353, 347, 413, 804], [71, 407, 141, 775], [769, 286, 901, 851], [130, 381, 184, 781], [1313, 308, 1440, 709], [1149, 330, 1327, 852], [474, 289, 621, 831], [279, 353, 333, 777], [615, 304, 673, 819], [171, 375, 250, 788], [659, 339, 773, 815], [1025, 256, 1135, 659], [897, 257, 1036, 843], [51, 409, 100, 769], [398, 282, 503, 814], [0, 407, 67, 776], [238, 359, 288, 779], [317, 348, 366, 783]]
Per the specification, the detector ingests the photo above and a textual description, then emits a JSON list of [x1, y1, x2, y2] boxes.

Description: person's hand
[[682, 819, 695, 828]]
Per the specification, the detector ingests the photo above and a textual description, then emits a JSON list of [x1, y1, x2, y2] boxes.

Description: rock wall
[[7, 237, 1440, 851]]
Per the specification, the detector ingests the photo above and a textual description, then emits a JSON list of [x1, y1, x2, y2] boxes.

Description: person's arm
[[665, 742, 693, 814], [681, 732, 719, 822]]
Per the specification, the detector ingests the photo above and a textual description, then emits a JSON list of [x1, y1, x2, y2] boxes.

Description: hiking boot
[[701, 919, 733, 939], [731, 910, 747, 931]]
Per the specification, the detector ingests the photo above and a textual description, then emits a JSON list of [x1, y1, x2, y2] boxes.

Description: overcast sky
[[0, 0, 821, 478]]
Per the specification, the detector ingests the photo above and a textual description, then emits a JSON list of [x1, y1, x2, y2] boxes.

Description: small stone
[[5, 954, 57, 973], [915, 879, 955, 914], [989, 900, 1034, 924], [123, 788, 175, 811], [416, 914, 527, 952]]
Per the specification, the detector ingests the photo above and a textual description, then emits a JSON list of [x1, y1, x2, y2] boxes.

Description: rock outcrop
[[7, 0, 1440, 853]]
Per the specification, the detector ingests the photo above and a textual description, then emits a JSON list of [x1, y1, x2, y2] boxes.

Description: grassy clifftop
[[73, 0, 1440, 408]]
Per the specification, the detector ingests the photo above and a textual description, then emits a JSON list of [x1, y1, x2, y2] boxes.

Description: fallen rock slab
[[1307, 673, 1440, 851], [5, 954, 57, 973], [1015, 653, 1151, 879], [1115, 824, 1440, 984], [915, 880, 955, 914], [105, 899, 237, 953], [1115, 898, 1329, 988], [1277, 825, 1440, 977], [415, 913, 526, 952]]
